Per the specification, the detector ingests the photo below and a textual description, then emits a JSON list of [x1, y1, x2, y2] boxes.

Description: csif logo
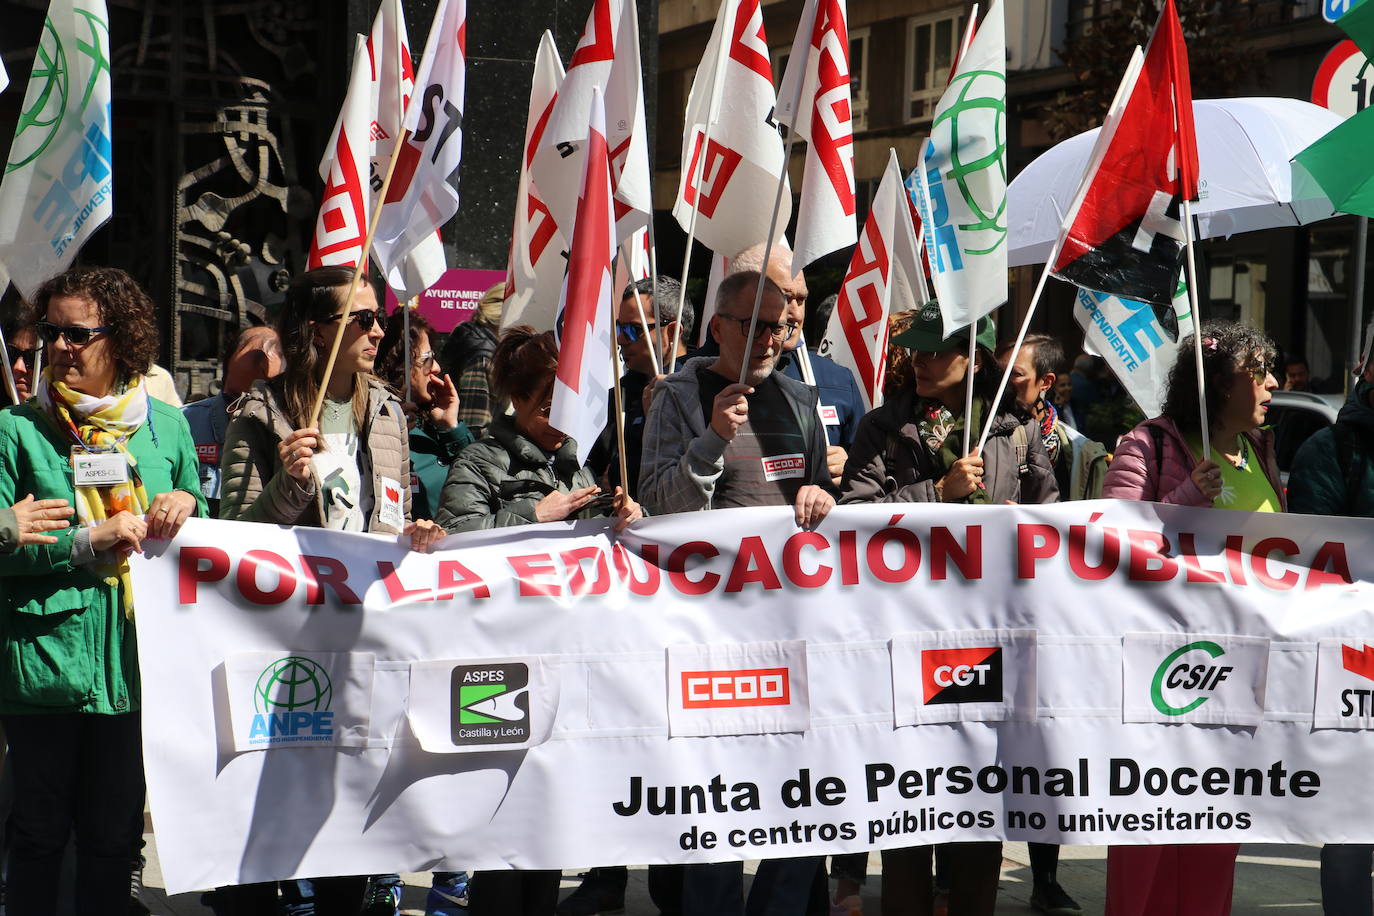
[[680, 667, 791, 709], [1151, 640, 1233, 716], [249, 656, 334, 743], [921, 647, 1003, 704], [451, 662, 531, 746]]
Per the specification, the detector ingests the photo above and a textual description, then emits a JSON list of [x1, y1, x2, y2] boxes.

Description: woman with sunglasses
[[218, 265, 440, 916], [1100, 320, 1281, 916], [0, 266, 206, 915]]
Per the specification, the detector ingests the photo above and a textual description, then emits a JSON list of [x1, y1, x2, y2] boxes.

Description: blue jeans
[[1321, 844, 1373, 916]]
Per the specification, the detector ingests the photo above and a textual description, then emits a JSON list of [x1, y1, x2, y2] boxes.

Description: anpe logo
[[249, 656, 334, 744], [681, 667, 791, 709], [451, 662, 531, 746], [1151, 640, 1233, 716], [921, 647, 1003, 704]]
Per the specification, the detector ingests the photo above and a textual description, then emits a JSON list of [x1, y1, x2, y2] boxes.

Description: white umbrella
[[1007, 97, 1342, 267]]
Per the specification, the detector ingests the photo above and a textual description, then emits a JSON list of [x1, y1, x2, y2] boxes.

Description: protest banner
[[137, 502, 1374, 893]]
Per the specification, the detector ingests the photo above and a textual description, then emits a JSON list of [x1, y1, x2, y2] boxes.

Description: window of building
[[905, 10, 966, 123]]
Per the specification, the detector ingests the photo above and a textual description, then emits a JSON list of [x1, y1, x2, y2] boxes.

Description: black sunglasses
[[320, 308, 387, 332], [616, 321, 658, 342], [9, 348, 36, 366], [35, 322, 113, 346]]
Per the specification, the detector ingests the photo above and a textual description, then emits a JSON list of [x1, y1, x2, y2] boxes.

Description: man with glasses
[[587, 277, 695, 498], [638, 270, 834, 916], [727, 245, 865, 487]]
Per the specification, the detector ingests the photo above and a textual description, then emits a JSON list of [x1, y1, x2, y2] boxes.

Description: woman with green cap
[[838, 301, 1058, 915]]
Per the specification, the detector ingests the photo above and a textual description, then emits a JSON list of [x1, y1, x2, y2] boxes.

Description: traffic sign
[[1326, 0, 1355, 23], [1313, 39, 1374, 117]]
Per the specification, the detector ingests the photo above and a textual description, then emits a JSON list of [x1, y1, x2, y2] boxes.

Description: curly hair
[[1161, 319, 1276, 433], [273, 265, 378, 429], [884, 310, 919, 397], [491, 325, 558, 405], [33, 266, 160, 379], [374, 309, 434, 394]]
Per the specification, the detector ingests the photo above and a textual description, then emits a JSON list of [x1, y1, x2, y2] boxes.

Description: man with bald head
[[727, 244, 865, 486], [183, 324, 283, 515]]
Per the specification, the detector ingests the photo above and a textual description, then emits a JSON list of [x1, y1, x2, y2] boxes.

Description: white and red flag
[[372, 0, 467, 297], [672, 0, 791, 260], [822, 149, 924, 410], [1049, 0, 1198, 308], [504, 30, 571, 332], [550, 88, 617, 466], [542, 0, 652, 241], [307, 34, 373, 270], [775, 0, 856, 270], [359, 0, 447, 299]]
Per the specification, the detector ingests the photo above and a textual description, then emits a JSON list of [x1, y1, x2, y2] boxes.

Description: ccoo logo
[[921, 647, 1003, 704], [681, 667, 791, 709]]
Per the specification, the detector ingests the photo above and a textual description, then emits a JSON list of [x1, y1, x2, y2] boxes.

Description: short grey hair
[[714, 270, 783, 317], [623, 276, 695, 342]]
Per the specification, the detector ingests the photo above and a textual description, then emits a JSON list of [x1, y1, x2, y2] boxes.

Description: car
[[1268, 389, 1344, 485]]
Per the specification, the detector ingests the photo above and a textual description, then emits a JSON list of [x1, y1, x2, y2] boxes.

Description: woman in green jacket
[[0, 266, 205, 915]]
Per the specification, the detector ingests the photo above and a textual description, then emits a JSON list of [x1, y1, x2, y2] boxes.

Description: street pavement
[[139, 835, 1327, 915]]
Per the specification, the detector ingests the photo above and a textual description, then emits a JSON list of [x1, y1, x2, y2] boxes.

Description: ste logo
[[249, 656, 335, 745], [451, 662, 531, 746], [1151, 641, 1233, 716]]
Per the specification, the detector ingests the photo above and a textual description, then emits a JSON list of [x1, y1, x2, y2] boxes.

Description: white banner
[[134, 504, 1374, 893]]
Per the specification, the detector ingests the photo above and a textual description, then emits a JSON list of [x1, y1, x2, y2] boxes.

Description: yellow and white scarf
[[39, 369, 150, 618]]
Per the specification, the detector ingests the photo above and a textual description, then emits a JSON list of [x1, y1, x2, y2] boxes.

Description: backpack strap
[[1011, 423, 1030, 477]]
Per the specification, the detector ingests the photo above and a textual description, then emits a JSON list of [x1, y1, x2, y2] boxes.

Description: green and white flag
[[912, 0, 1007, 335], [0, 0, 112, 298]]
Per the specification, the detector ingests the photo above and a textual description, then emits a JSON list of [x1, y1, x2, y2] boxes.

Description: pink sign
[[385, 268, 506, 333]]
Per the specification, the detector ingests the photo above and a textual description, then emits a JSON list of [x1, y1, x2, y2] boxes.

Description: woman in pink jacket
[[1101, 320, 1281, 916]]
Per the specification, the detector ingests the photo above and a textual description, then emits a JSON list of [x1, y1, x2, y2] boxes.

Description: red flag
[[1050, 0, 1198, 307], [550, 88, 616, 466]]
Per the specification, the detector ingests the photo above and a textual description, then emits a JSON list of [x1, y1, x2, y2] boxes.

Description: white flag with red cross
[[364, 0, 448, 300], [775, 0, 856, 271], [504, 30, 571, 332], [822, 149, 923, 410], [541, 0, 652, 242], [673, 0, 791, 260], [370, 0, 466, 297], [307, 34, 373, 270], [550, 88, 616, 466]]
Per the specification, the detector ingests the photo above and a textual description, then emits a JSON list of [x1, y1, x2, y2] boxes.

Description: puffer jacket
[[839, 387, 1058, 505], [1289, 383, 1374, 517], [1104, 415, 1284, 509], [218, 378, 412, 532], [435, 413, 601, 532]]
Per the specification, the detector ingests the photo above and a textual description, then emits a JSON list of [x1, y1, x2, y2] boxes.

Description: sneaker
[[1030, 880, 1083, 916], [361, 874, 404, 916], [130, 856, 151, 915], [555, 869, 627, 916], [830, 894, 863, 916], [425, 872, 471, 915]]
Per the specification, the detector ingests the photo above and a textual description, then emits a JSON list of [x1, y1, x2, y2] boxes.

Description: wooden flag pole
[[961, 319, 977, 456], [1181, 196, 1210, 459], [611, 309, 632, 498], [619, 248, 661, 376], [402, 296, 415, 405], [309, 126, 413, 428], [0, 279, 21, 405]]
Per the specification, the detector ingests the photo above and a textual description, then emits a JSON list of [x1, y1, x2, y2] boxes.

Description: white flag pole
[[0, 280, 19, 405], [961, 321, 977, 456], [739, 47, 809, 386], [1181, 197, 1209, 459], [619, 248, 662, 376], [671, 119, 716, 376]]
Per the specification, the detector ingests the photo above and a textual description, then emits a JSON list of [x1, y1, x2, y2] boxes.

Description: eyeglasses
[[616, 321, 658, 342], [1242, 363, 1274, 384], [414, 350, 436, 369], [717, 315, 800, 342], [320, 308, 387, 332], [35, 322, 112, 346], [9, 348, 36, 367]]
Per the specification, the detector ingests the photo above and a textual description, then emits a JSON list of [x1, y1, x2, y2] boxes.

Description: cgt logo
[[451, 662, 531, 746], [921, 647, 1003, 704], [681, 667, 790, 709], [1151, 640, 1233, 716]]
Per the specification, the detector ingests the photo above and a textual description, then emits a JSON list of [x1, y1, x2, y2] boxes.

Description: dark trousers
[[1321, 844, 1373, 916], [469, 869, 561, 916], [2, 711, 145, 916], [880, 843, 1002, 916], [681, 857, 823, 916]]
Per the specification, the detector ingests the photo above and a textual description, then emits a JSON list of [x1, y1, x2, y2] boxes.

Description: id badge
[[72, 450, 129, 487], [378, 476, 405, 530]]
